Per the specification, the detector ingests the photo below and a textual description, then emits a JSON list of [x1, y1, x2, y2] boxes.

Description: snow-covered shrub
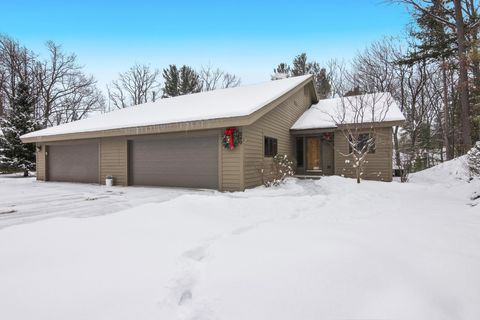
[[260, 154, 294, 187], [467, 141, 480, 178]]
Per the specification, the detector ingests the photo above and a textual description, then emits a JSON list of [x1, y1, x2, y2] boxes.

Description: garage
[[47, 141, 99, 183], [129, 134, 218, 189]]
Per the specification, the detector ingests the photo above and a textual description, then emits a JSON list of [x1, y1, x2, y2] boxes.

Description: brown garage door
[[129, 134, 218, 189], [47, 142, 99, 183]]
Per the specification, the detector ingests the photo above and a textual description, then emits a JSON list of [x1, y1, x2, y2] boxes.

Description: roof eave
[[289, 119, 406, 135]]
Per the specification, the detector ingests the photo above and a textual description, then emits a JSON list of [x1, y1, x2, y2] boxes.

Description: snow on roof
[[291, 92, 405, 130], [22, 75, 313, 139]]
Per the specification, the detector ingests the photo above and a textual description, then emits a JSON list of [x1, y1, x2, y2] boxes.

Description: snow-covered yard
[[0, 158, 479, 320]]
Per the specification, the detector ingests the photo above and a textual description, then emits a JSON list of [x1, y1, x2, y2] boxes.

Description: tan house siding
[[242, 88, 311, 188], [100, 137, 128, 186], [35, 143, 46, 181], [221, 138, 243, 191], [334, 126, 393, 182]]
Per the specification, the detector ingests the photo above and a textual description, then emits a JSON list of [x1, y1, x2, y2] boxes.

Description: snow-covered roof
[[21, 75, 313, 140], [291, 92, 405, 130]]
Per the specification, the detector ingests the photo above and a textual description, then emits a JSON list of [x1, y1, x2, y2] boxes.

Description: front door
[[306, 137, 321, 173]]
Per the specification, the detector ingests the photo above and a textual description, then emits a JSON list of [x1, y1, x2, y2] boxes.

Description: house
[[20, 75, 405, 191]]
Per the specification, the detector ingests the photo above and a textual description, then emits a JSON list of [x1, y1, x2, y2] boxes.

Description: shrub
[[260, 154, 294, 187], [467, 141, 480, 178]]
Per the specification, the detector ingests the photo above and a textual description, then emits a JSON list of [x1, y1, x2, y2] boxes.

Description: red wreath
[[225, 127, 235, 150]]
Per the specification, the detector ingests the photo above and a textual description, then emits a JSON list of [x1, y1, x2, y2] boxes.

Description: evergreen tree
[[271, 63, 290, 80], [275, 63, 290, 75], [278, 53, 331, 98], [309, 62, 331, 99], [406, 1, 455, 63], [467, 141, 480, 178], [0, 81, 40, 176], [162, 64, 202, 98], [179, 65, 202, 95], [162, 65, 180, 98], [291, 53, 308, 76]]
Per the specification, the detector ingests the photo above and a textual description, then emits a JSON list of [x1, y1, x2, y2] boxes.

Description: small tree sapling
[[326, 92, 393, 183]]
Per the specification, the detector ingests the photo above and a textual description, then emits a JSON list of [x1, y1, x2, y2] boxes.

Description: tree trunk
[[468, 0, 480, 95], [441, 58, 452, 160], [23, 169, 29, 177], [453, 0, 472, 152], [393, 126, 401, 167]]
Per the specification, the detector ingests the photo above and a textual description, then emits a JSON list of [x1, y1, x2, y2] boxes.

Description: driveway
[[0, 174, 213, 229]]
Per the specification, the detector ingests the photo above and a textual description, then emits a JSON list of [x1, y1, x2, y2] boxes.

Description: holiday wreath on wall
[[222, 127, 242, 150], [322, 132, 333, 142]]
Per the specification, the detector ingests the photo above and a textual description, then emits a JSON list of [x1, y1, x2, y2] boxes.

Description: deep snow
[[291, 92, 405, 130], [0, 158, 479, 320], [21, 75, 311, 139]]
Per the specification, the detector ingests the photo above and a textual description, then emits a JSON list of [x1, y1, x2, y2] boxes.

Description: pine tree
[[179, 65, 202, 95], [309, 62, 331, 99], [277, 53, 331, 98], [467, 141, 480, 178], [162, 64, 202, 98], [291, 53, 308, 76], [162, 65, 180, 98], [0, 81, 40, 176], [271, 63, 291, 80]]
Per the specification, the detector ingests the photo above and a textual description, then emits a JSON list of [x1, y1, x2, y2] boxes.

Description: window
[[349, 133, 375, 154], [264, 137, 278, 157], [296, 137, 304, 167]]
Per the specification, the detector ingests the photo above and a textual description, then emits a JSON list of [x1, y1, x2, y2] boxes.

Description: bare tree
[[327, 92, 394, 183], [54, 80, 105, 124], [326, 59, 350, 97], [199, 64, 240, 91], [107, 63, 160, 110], [0, 35, 37, 118], [35, 41, 104, 127], [392, 0, 478, 151]]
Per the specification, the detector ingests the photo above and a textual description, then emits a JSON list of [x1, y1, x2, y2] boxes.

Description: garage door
[[47, 142, 99, 183], [129, 134, 218, 189]]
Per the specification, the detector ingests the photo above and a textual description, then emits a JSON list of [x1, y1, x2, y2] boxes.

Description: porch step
[[294, 175, 322, 180]]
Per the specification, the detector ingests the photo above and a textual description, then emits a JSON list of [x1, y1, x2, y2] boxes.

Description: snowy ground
[[0, 176, 212, 229], [0, 158, 479, 320]]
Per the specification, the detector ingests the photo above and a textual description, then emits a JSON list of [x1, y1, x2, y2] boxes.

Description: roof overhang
[[23, 76, 319, 143], [290, 119, 405, 135]]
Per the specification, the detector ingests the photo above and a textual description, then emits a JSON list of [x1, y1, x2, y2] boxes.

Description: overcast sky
[[1, 0, 411, 90]]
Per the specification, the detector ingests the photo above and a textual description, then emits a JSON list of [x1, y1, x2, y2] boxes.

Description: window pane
[[296, 137, 304, 166], [264, 137, 278, 157], [349, 133, 375, 154], [264, 137, 269, 157]]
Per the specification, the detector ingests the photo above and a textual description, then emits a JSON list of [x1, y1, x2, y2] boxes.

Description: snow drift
[[0, 157, 479, 320]]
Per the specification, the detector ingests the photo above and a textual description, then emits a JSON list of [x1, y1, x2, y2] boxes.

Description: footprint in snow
[[231, 225, 254, 235], [182, 246, 208, 262], [178, 290, 192, 305]]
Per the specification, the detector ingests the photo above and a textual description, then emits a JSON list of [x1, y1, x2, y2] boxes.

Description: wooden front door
[[306, 137, 321, 172]]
